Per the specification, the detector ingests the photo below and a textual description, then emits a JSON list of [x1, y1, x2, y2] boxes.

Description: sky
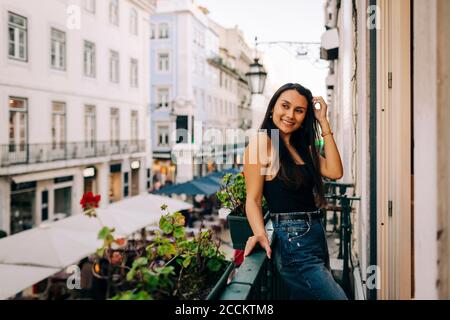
[[195, 0, 329, 98]]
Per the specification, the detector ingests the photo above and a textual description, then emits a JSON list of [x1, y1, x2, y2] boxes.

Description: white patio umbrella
[[109, 193, 193, 215], [0, 264, 60, 300], [0, 225, 101, 268]]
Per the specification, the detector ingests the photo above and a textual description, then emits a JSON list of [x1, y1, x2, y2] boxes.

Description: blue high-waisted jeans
[[272, 214, 348, 300]]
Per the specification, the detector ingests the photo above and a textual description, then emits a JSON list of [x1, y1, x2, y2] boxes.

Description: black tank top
[[263, 164, 318, 213]]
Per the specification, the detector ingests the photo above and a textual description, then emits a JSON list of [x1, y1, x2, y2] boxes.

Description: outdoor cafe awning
[[0, 225, 101, 269], [0, 193, 192, 299], [155, 168, 241, 196], [0, 264, 60, 300]]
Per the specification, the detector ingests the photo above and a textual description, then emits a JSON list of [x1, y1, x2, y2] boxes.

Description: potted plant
[[216, 172, 270, 250], [79, 193, 233, 300]]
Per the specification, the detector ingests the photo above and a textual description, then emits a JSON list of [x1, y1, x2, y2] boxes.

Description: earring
[[269, 113, 273, 119]]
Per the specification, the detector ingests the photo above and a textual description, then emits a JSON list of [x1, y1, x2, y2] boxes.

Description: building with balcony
[[0, 0, 156, 236], [149, 0, 254, 185]]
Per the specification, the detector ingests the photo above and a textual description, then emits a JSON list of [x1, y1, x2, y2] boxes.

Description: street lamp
[[246, 37, 322, 94], [246, 58, 267, 95]]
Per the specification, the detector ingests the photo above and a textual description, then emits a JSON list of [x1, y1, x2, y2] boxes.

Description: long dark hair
[[260, 83, 326, 208]]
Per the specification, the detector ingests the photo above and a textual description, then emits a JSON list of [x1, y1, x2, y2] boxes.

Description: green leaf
[[111, 290, 153, 300], [157, 243, 176, 258], [160, 266, 175, 276], [126, 269, 136, 282], [133, 257, 148, 268], [182, 255, 192, 268], [173, 226, 185, 239], [96, 247, 105, 257], [207, 259, 223, 272], [160, 220, 174, 234], [98, 226, 111, 240]]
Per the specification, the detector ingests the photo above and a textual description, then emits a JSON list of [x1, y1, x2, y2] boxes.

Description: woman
[[243, 83, 347, 300]]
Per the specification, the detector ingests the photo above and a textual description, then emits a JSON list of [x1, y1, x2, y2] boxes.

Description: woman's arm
[[313, 96, 344, 180], [242, 133, 272, 259]]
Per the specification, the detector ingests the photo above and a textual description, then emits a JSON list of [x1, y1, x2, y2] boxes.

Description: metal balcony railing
[[219, 220, 290, 300], [0, 140, 146, 167]]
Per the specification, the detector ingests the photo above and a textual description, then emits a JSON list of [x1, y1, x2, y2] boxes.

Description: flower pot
[[205, 262, 234, 300], [227, 210, 270, 250]]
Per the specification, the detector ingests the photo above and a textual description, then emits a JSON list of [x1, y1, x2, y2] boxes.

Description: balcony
[[219, 220, 290, 300], [0, 140, 146, 168]]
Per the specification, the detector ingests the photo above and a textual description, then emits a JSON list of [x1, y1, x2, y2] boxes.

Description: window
[[110, 50, 120, 83], [84, 105, 96, 148], [109, 0, 119, 26], [8, 12, 27, 61], [51, 28, 66, 70], [130, 58, 138, 87], [131, 110, 139, 143], [175, 116, 188, 144], [130, 8, 138, 35], [51, 102, 66, 150], [8, 97, 28, 153], [158, 53, 169, 72], [84, 41, 96, 77], [83, 0, 96, 13], [150, 24, 156, 39], [157, 126, 169, 147], [157, 88, 169, 108], [110, 108, 120, 146], [159, 23, 169, 39], [123, 172, 129, 198]]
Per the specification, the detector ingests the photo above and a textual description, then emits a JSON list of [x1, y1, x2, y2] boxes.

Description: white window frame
[[157, 53, 169, 72], [131, 110, 139, 143], [110, 50, 120, 83], [159, 23, 169, 39], [109, 0, 119, 26], [8, 12, 28, 62], [110, 108, 120, 146], [84, 40, 96, 78], [51, 101, 66, 151], [50, 28, 66, 71], [130, 8, 138, 35], [8, 97, 28, 153], [84, 105, 96, 149], [130, 58, 138, 88], [157, 125, 170, 147], [157, 88, 170, 108]]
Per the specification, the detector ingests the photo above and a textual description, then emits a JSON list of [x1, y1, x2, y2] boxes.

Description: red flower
[[114, 238, 126, 246], [233, 249, 244, 267], [80, 192, 101, 210], [111, 252, 123, 265]]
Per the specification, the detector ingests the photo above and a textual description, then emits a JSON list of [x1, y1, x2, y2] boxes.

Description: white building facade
[[0, 0, 156, 235], [150, 0, 254, 184]]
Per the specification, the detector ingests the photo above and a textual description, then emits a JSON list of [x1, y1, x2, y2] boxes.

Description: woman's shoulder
[[244, 131, 275, 168], [247, 131, 273, 149]]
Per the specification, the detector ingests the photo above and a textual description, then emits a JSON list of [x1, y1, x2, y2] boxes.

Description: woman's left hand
[[312, 96, 328, 123]]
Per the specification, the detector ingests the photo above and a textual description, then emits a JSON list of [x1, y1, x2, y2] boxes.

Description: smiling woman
[[242, 83, 346, 300]]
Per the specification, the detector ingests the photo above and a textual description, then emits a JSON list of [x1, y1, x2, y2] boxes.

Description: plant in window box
[[80, 195, 233, 300], [216, 172, 270, 250]]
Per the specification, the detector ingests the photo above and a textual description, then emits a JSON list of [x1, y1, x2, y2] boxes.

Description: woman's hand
[[244, 233, 272, 259], [312, 96, 328, 123]]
